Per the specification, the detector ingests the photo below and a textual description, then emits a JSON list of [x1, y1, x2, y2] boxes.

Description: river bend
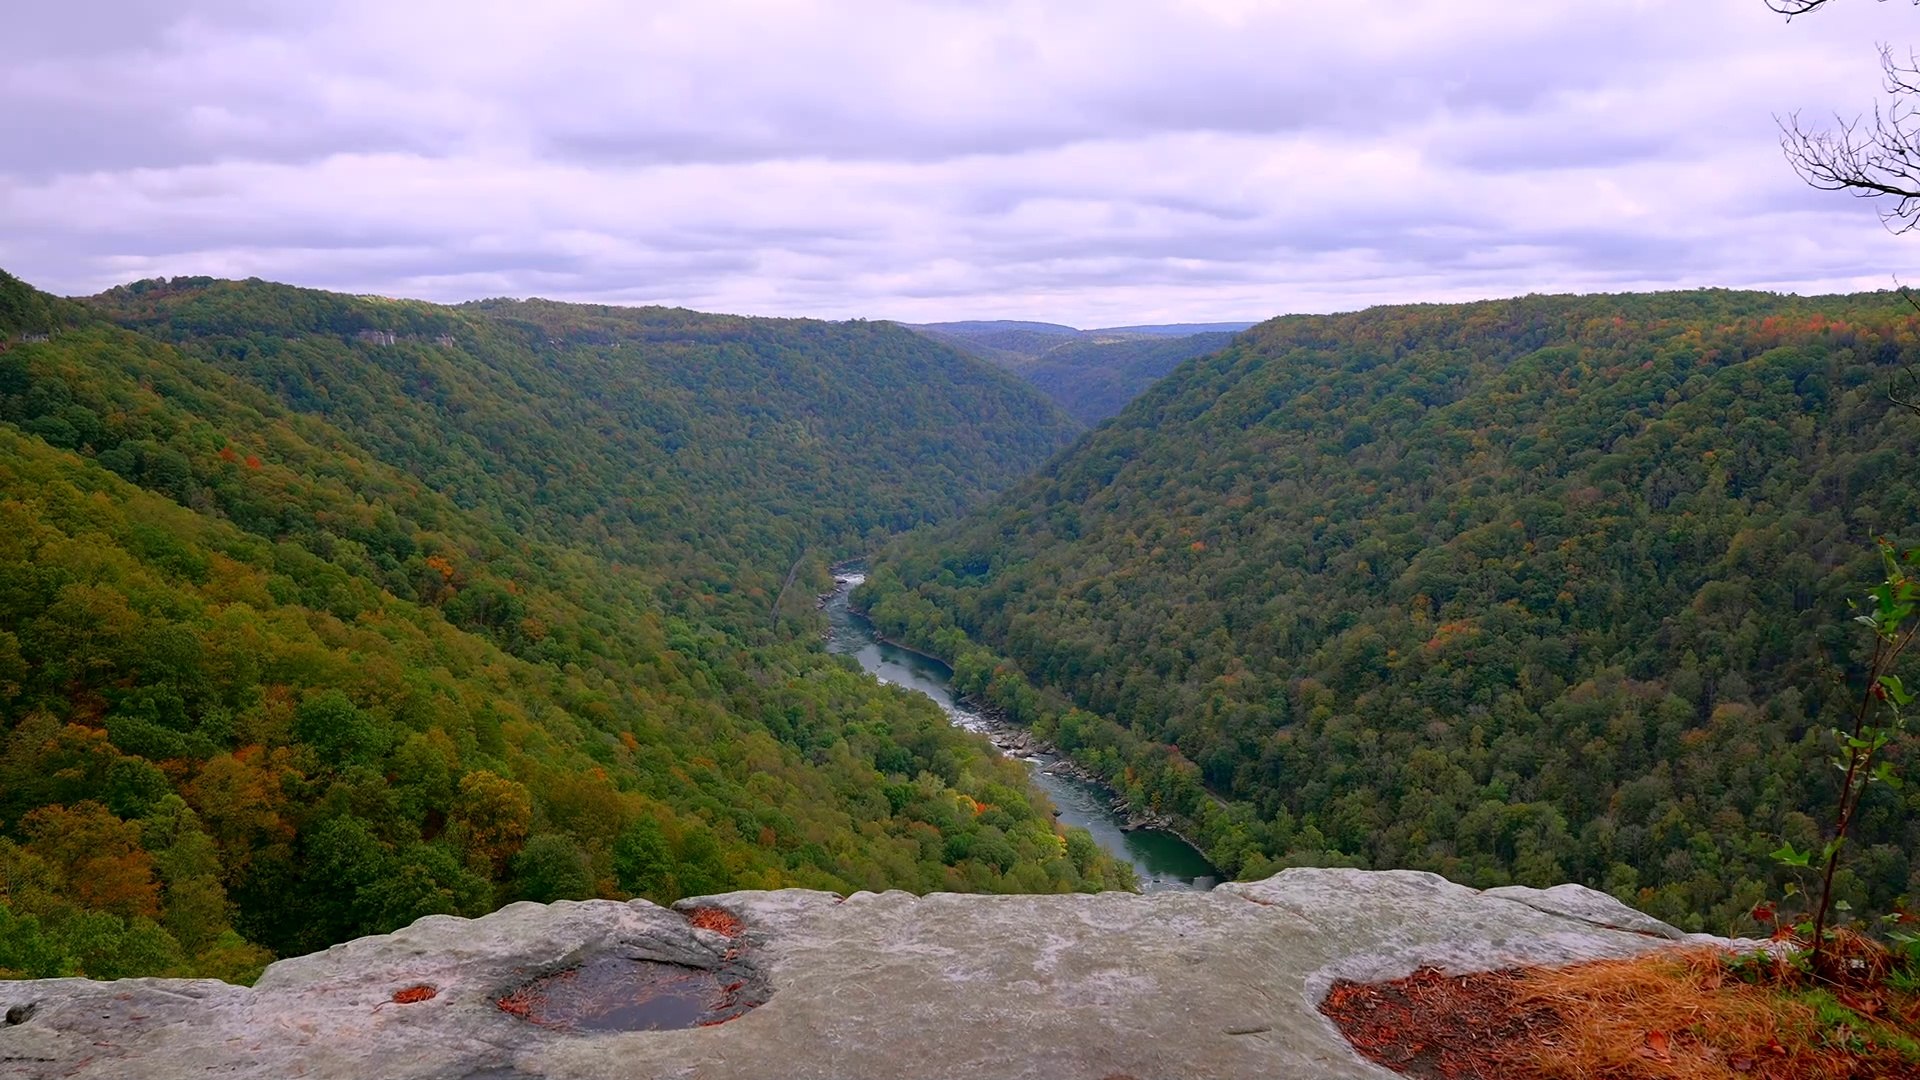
[[824, 572, 1217, 892]]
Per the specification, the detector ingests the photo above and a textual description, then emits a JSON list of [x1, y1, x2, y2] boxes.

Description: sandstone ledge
[[0, 869, 1717, 1080]]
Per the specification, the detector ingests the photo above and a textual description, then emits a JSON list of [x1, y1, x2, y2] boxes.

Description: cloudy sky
[[4, 0, 1918, 325]]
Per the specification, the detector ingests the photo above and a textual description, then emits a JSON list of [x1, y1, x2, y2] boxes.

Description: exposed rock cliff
[[0, 869, 1738, 1080]]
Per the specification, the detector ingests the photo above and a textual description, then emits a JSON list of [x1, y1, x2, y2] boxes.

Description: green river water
[[825, 572, 1218, 891]]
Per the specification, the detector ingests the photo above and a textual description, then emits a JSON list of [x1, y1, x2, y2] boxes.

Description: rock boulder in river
[[0, 869, 1744, 1079]]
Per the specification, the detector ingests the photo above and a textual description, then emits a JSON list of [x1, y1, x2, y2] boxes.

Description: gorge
[[14, 1, 1920, 1073], [823, 571, 1217, 891], [3, 270, 1918, 1076]]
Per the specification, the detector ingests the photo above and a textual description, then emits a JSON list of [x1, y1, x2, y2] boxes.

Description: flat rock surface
[[0, 868, 1698, 1080]]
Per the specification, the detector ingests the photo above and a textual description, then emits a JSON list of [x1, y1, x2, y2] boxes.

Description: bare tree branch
[[1780, 45, 1920, 233], [1767, 0, 1916, 17]]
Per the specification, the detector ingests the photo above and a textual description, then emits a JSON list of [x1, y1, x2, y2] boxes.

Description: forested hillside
[[907, 319, 1248, 423], [0, 270, 1127, 984], [90, 279, 1079, 621], [859, 289, 1920, 934]]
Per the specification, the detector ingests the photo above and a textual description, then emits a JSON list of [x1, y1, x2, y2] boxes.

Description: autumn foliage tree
[[451, 770, 533, 878], [22, 802, 160, 919]]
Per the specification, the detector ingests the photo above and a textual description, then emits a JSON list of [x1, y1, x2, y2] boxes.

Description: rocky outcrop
[[0, 869, 1740, 1080]]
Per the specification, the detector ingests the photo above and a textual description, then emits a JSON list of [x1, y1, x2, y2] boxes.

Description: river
[[824, 572, 1218, 892]]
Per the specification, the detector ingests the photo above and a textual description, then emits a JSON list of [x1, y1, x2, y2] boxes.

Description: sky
[[5, 0, 1920, 326]]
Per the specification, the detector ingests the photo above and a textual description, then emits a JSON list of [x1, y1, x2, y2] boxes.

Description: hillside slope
[[860, 289, 1920, 933], [89, 280, 1080, 621], [0, 272, 1126, 982]]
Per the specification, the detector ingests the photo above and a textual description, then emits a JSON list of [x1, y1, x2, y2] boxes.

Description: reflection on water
[[825, 573, 1218, 892]]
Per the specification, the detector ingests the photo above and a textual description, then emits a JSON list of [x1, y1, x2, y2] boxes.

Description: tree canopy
[[860, 288, 1920, 934], [0, 270, 1127, 983]]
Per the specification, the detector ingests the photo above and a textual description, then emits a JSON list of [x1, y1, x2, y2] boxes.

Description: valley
[[822, 571, 1217, 891], [3, 267, 1918, 1060], [15, 3, 1920, 1074], [905, 319, 1254, 424], [0, 269, 1130, 982]]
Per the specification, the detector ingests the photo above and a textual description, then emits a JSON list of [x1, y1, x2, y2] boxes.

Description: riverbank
[[918, 681, 1192, 837], [826, 571, 1217, 874]]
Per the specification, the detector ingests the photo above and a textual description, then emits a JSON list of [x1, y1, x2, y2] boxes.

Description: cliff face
[[0, 869, 1729, 1080]]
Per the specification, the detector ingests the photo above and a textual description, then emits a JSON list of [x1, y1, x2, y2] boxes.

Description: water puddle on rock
[[497, 956, 761, 1032]]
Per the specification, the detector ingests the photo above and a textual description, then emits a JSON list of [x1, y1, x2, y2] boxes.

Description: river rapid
[[824, 572, 1218, 892]]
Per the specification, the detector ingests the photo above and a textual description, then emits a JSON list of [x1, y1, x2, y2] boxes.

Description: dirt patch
[[1320, 950, 1920, 1080], [1321, 966, 1555, 1079]]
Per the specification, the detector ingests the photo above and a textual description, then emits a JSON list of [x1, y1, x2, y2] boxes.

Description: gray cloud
[[3, 0, 1916, 324]]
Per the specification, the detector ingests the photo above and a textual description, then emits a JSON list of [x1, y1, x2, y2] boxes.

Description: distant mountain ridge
[[1093, 322, 1261, 337], [904, 318, 1258, 423], [905, 318, 1256, 345], [908, 320, 1084, 339]]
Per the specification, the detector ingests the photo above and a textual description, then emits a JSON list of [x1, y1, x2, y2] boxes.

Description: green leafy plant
[[1775, 538, 1919, 978]]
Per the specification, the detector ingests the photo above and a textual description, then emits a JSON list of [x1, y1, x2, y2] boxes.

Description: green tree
[[511, 834, 594, 903], [613, 816, 674, 900], [292, 691, 384, 767], [1777, 540, 1920, 974]]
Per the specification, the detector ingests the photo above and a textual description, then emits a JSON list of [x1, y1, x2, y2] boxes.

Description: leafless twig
[[1781, 45, 1920, 233], [1767, 0, 1916, 18]]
